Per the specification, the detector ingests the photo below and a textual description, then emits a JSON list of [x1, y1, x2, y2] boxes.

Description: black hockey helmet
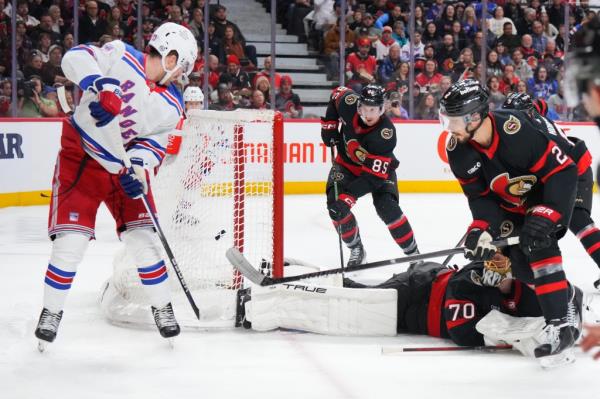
[[565, 17, 600, 106], [439, 79, 489, 117], [502, 92, 534, 112], [358, 84, 386, 108]]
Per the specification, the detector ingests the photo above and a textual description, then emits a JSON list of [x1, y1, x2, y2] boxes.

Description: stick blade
[[226, 248, 267, 285]]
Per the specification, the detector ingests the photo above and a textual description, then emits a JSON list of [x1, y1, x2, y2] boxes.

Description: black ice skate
[[151, 303, 180, 339], [347, 244, 366, 267], [534, 319, 578, 369], [35, 308, 63, 352]]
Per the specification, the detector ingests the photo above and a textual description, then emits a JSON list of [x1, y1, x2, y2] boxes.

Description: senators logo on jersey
[[490, 173, 538, 205], [502, 115, 521, 135]]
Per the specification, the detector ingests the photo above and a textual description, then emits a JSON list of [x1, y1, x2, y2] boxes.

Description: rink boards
[[1, 118, 599, 207]]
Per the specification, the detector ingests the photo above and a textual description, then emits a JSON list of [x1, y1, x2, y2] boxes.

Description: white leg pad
[[246, 282, 398, 336], [476, 310, 546, 357]]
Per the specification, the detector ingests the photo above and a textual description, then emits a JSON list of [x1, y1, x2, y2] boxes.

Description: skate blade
[[539, 349, 576, 369], [37, 340, 48, 353], [167, 338, 175, 348]]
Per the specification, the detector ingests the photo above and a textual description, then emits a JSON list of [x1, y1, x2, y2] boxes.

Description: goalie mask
[[470, 252, 512, 287], [149, 22, 198, 85]]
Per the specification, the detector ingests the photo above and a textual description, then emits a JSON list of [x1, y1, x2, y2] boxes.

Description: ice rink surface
[[2, 193, 600, 399]]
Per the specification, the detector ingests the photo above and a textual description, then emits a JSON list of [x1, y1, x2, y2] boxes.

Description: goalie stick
[[381, 344, 514, 354], [226, 237, 520, 286]]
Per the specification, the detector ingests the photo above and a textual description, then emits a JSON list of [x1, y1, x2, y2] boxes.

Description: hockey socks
[[43, 233, 89, 313], [530, 254, 569, 322], [387, 215, 418, 255], [574, 223, 600, 268], [332, 213, 361, 248]]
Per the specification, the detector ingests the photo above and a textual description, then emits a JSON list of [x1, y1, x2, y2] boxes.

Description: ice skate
[[34, 308, 63, 352], [151, 302, 180, 340], [347, 244, 366, 267], [534, 320, 578, 369]]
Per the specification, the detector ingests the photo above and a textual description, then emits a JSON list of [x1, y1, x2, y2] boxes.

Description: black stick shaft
[[329, 142, 345, 272], [390, 344, 513, 353], [441, 232, 467, 267]]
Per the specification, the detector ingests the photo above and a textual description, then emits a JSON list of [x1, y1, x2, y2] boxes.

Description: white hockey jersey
[[61, 40, 184, 173]]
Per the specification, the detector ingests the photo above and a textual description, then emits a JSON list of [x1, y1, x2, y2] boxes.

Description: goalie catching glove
[[464, 221, 496, 261], [119, 157, 149, 199]]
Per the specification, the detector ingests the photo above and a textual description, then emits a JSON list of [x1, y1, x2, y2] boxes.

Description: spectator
[[497, 21, 520, 53], [487, 76, 506, 110], [31, 14, 61, 46], [204, 21, 225, 64], [254, 75, 271, 101], [167, 5, 184, 24], [323, 22, 356, 81], [489, 6, 516, 37], [415, 93, 438, 120], [222, 25, 253, 68], [522, 8, 538, 35], [494, 40, 512, 65], [540, 11, 558, 40], [253, 56, 282, 90], [62, 33, 74, 51], [107, 6, 128, 39], [436, 4, 457, 36], [188, 7, 204, 41], [439, 76, 452, 97], [426, 0, 445, 22], [346, 37, 377, 92], [462, 6, 478, 38], [511, 48, 533, 82], [47, 5, 65, 35], [415, 59, 443, 95], [392, 61, 409, 93], [41, 45, 67, 87], [374, 26, 395, 60], [202, 55, 221, 90], [348, 10, 363, 31], [391, 20, 408, 47], [423, 44, 436, 62], [486, 50, 503, 77], [23, 53, 43, 80], [16, 0, 40, 28], [355, 12, 381, 43], [453, 48, 477, 81], [304, 0, 336, 47], [531, 21, 548, 55], [547, 82, 568, 120], [378, 43, 402, 84], [468, 31, 487, 63], [519, 34, 540, 66], [367, 0, 387, 19], [515, 79, 528, 95], [435, 34, 460, 74], [211, 4, 257, 66], [374, 5, 403, 30], [386, 90, 408, 119], [35, 32, 52, 62], [498, 64, 519, 94], [422, 22, 439, 47], [209, 83, 237, 111], [0, 79, 11, 116], [527, 66, 558, 100], [17, 75, 58, 117], [221, 54, 251, 92], [503, 0, 525, 31], [79, 1, 108, 44], [547, 0, 565, 28], [450, 20, 467, 50], [187, 71, 202, 88], [247, 89, 269, 110], [275, 75, 303, 118], [541, 39, 563, 76], [400, 31, 424, 62]]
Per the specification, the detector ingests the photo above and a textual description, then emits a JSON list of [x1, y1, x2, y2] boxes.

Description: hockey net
[[101, 109, 284, 328]]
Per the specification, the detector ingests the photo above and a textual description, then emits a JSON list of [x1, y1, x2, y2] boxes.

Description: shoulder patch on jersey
[[380, 127, 393, 140], [499, 220, 514, 238], [503, 115, 521, 135], [345, 94, 359, 105], [446, 134, 458, 151]]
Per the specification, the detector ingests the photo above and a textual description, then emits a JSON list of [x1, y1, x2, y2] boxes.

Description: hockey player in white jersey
[[34, 22, 197, 350]]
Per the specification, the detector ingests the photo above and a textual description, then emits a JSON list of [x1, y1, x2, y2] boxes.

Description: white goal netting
[[101, 109, 283, 329]]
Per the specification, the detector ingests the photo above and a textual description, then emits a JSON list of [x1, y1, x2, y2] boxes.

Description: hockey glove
[[520, 205, 561, 256], [118, 157, 149, 199], [464, 221, 496, 261], [88, 77, 123, 127], [321, 117, 340, 147], [327, 193, 356, 221], [471, 253, 512, 287]]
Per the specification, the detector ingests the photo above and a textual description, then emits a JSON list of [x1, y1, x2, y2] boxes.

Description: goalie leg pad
[[121, 228, 171, 309], [44, 233, 90, 313], [246, 283, 398, 336]]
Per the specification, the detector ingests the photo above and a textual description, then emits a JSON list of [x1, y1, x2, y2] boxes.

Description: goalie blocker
[[238, 258, 599, 359]]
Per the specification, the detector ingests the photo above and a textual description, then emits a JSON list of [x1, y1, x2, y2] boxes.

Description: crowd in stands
[[0, 0, 304, 118], [277, 0, 597, 121]]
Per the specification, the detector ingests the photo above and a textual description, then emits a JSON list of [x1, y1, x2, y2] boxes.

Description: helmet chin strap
[[158, 57, 182, 86]]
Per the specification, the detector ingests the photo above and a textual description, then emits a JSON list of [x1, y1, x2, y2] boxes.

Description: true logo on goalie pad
[[282, 283, 328, 293]]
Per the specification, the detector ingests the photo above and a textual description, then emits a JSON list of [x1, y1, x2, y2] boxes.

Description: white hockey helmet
[[149, 22, 198, 85], [183, 86, 204, 105]]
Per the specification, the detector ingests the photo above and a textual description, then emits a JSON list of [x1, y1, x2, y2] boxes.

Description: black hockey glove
[[464, 221, 496, 261], [327, 193, 356, 221], [520, 205, 561, 256], [321, 117, 340, 147]]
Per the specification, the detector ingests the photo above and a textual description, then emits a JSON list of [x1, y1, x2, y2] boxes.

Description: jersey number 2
[[551, 145, 568, 165]]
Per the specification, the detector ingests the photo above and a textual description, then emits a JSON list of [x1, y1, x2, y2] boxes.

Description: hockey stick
[[226, 237, 520, 286], [441, 232, 467, 268], [111, 134, 201, 320], [329, 140, 345, 273], [381, 344, 513, 355]]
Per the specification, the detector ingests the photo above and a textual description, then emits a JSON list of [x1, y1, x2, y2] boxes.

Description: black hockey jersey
[[447, 109, 578, 237], [324, 86, 399, 198]]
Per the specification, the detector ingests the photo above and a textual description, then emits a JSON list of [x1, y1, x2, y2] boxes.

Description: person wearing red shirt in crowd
[[252, 56, 281, 90], [346, 37, 377, 92], [498, 64, 520, 94], [415, 59, 443, 94], [275, 75, 303, 118], [222, 54, 251, 92], [520, 34, 541, 65]]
